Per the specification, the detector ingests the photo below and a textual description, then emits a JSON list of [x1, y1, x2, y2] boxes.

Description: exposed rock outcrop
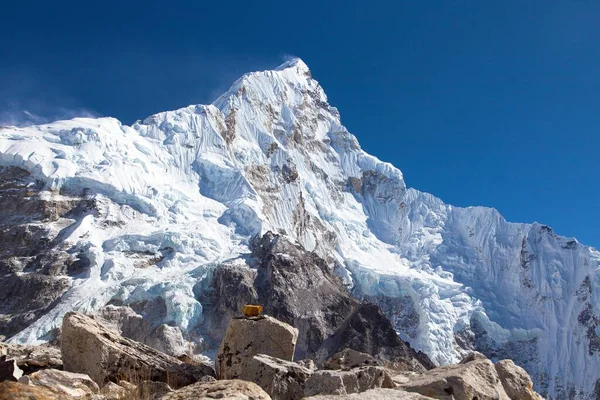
[[203, 233, 433, 372], [320, 303, 434, 371], [61, 312, 214, 388], [0, 167, 94, 340], [159, 379, 271, 400], [215, 315, 298, 380]]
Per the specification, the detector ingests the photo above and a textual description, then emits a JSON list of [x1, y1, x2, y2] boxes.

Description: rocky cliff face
[[0, 59, 598, 398]]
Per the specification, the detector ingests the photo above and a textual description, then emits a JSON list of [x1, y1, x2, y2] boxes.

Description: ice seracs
[[0, 58, 598, 399]]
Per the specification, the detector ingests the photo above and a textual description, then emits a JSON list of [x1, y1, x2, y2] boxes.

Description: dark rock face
[[251, 232, 356, 360], [320, 303, 434, 372], [201, 232, 432, 372], [0, 167, 96, 340]]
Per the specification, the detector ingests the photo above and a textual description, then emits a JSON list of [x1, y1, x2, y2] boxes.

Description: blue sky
[[2, 0, 599, 247]]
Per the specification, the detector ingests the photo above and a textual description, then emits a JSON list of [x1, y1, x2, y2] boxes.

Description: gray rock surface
[[61, 312, 214, 388], [0, 167, 93, 339], [324, 348, 380, 370], [158, 379, 271, 400], [96, 305, 193, 358], [215, 315, 298, 380], [495, 359, 540, 400], [241, 354, 312, 400], [319, 303, 434, 371], [398, 358, 509, 400], [0, 343, 62, 374], [99, 381, 129, 400], [0, 380, 66, 400], [18, 368, 99, 397], [304, 366, 394, 396], [137, 381, 174, 400]]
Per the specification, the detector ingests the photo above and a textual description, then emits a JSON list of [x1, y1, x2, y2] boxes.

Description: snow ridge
[[1, 58, 598, 399]]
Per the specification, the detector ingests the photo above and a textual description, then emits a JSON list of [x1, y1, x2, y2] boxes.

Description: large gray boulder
[[96, 304, 194, 358], [495, 359, 541, 400], [241, 354, 313, 400], [304, 366, 394, 396], [159, 379, 271, 400], [18, 368, 99, 397], [398, 358, 509, 400], [61, 312, 214, 388], [215, 315, 298, 379]]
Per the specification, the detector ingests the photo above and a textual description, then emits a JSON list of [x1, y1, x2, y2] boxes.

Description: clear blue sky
[[2, 0, 599, 247]]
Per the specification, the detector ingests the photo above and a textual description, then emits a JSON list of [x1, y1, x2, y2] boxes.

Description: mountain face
[[0, 59, 598, 399]]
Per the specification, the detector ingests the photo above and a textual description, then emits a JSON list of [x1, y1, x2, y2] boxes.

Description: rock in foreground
[[303, 366, 394, 397], [61, 312, 214, 388], [18, 369, 99, 397], [215, 315, 298, 379], [399, 357, 509, 400], [495, 359, 541, 400], [304, 388, 433, 399], [240, 354, 312, 400], [0, 381, 65, 400], [159, 379, 271, 400]]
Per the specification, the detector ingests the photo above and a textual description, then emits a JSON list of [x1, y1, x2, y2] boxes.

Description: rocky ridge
[[0, 310, 542, 400]]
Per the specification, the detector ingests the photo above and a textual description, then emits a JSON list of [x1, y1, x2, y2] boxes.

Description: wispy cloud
[[0, 67, 99, 127]]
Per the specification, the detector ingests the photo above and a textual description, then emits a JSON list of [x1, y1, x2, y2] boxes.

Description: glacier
[[0, 58, 599, 399]]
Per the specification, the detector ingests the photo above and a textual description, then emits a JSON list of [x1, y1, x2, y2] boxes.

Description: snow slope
[[1, 59, 599, 398]]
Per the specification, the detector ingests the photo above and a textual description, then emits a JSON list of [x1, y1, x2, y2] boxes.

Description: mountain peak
[[274, 57, 310, 74]]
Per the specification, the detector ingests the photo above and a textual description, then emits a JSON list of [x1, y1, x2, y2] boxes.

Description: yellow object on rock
[[243, 305, 263, 317]]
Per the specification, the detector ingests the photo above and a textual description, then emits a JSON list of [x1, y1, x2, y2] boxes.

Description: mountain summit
[[0, 60, 598, 399]]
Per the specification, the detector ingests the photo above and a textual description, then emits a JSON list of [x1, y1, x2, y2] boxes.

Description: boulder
[[398, 358, 509, 400], [304, 366, 394, 396], [240, 354, 312, 400], [1, 343, 62, 374], [18, 368, 98, 397], [215, 315, 298, 379], [324, 349, 381, 370], [495, 360, 540, 400], [0, 357, 23, 381], [304, 388, 434, 399], [0, 381, 65, 400], [96, 305, 193, 358], [159, 379, 271, 400], [61, 312, 214, 388], [100, 381, 130, 399]]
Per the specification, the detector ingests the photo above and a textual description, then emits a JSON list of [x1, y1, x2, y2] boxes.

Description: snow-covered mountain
[[0, 59, 598, 399]]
